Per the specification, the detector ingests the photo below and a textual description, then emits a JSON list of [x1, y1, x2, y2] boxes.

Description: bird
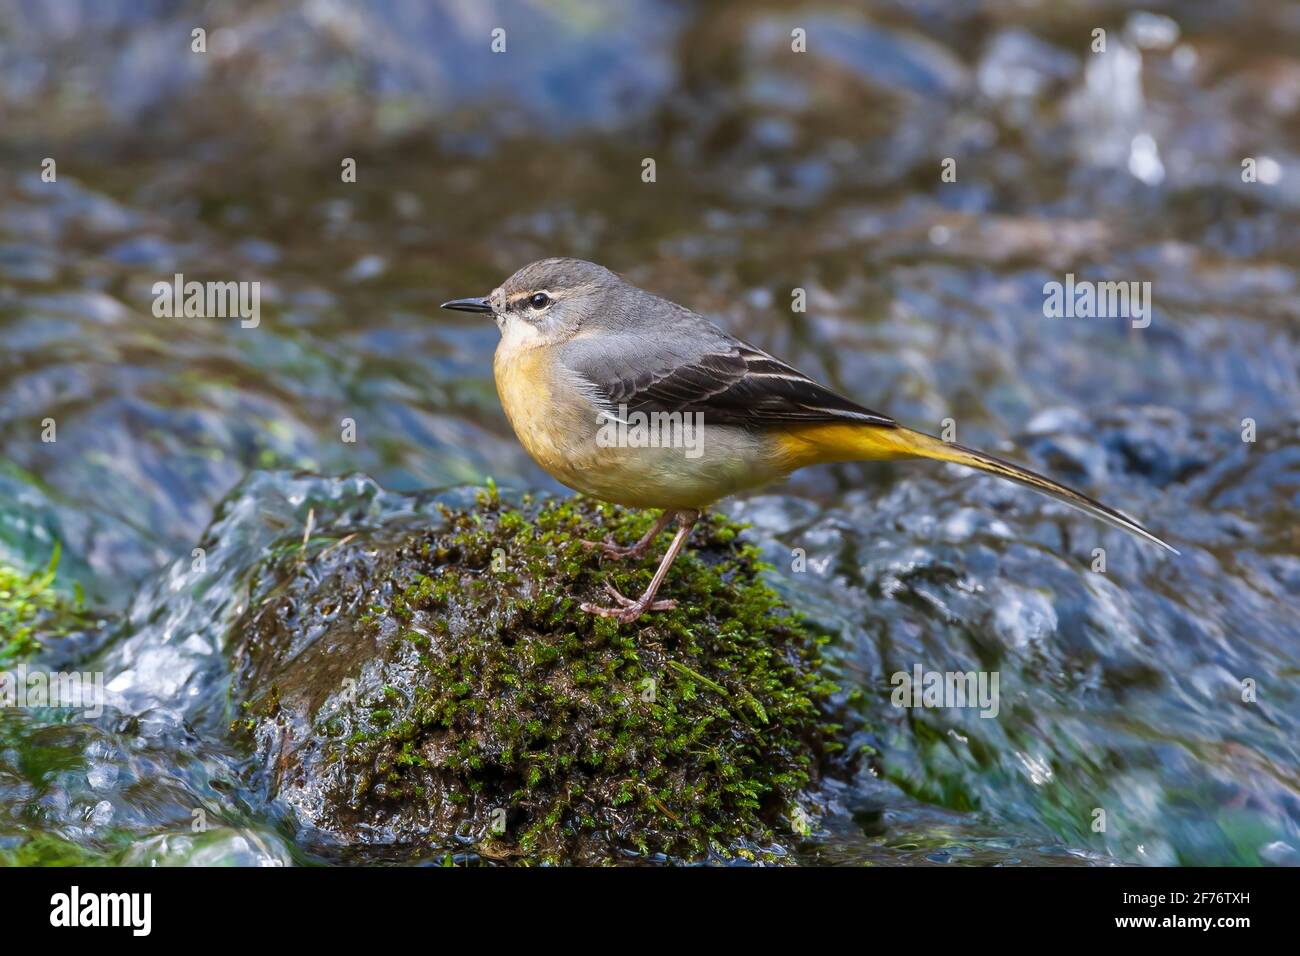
[[442, 258, 1175, 624]]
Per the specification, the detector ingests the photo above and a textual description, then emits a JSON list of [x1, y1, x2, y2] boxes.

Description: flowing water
[[1, 0, 1297, 865]]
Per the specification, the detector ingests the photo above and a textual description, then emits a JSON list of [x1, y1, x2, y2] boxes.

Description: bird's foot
[[580, 581, 677, 624], [580, 536, 651, 561]]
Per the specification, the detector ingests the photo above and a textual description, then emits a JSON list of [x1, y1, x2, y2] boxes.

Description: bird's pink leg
[[581, 511, 699, 624]]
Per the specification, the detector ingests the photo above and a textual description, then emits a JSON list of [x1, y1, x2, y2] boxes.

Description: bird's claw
[[580, 581, 677, 623], [580, 536, 646, 560]]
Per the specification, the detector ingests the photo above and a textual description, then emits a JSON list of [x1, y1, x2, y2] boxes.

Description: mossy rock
[[231, 489, 843, 864]]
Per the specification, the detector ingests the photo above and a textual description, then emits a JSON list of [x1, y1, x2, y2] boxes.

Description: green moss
[[403, 502, 832, 858], [232, 487, 849, 863], [0, 545, 90, 667]]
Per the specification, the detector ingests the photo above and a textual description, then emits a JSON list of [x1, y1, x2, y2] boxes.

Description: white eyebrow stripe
[[507, 289, 551, 304], [506, 282, 602, 304]]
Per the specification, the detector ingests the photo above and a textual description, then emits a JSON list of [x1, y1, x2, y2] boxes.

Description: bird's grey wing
[[563, 321, 896, 430]]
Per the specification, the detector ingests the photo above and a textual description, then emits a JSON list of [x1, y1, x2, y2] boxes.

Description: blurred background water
[[0, 0, 1297, 865]]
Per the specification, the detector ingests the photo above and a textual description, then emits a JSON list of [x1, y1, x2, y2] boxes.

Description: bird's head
[[441, 257, 623, 348]]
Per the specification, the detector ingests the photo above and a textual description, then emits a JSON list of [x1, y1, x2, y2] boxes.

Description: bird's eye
[[528, 292, 551, 309]]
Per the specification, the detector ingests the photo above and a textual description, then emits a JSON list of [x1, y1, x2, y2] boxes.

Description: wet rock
[[748, 15, 968, 100], [229, 488, 840, 864]]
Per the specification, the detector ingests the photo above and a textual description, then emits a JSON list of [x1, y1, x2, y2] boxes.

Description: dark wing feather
[[592, 340, 896, 431]]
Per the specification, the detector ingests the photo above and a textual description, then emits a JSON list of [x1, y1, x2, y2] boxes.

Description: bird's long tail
[[774, 423, 1178, 554]]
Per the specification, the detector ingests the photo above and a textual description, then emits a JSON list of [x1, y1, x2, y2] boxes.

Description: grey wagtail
[[443, 258, 1175, 624]]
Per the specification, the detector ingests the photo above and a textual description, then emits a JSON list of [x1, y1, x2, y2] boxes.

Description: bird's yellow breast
[[492, 337, 793, 510], [493, 340, 585, 483], [494, 344, 548, 448]]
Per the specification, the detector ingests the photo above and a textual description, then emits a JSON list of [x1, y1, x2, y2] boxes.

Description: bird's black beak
[[440, 296, 494, 314]]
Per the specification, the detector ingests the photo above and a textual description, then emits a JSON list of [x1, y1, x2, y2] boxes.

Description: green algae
[[0, 545, 89, 667], [0, 832, 105, 866], [234, 488, 844, 864]]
